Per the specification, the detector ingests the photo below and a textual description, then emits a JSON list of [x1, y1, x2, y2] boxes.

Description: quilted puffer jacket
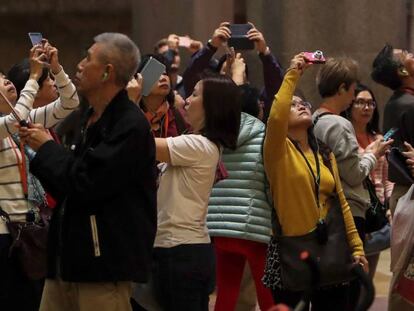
[[207, 113, 273, 244]]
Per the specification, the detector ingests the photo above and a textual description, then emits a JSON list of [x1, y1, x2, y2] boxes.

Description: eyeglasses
[[353, 98, 376, 108], [291, 100, 312, 110]]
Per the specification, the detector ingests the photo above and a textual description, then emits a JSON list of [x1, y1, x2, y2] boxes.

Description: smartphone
[[303, 50, 326, 64], [228, 24, 254, 50], [383, 127, 398, 141], [28, 32, 43, 46], [178, 36, 191, 48], [139, 57, 166, 97]]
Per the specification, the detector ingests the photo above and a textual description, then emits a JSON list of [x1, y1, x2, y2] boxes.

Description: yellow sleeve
[[264, 69, 300, 167], [330, 153, 365, 257]]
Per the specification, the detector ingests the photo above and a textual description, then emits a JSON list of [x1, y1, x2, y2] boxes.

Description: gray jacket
[[313, 112, 377, 218]]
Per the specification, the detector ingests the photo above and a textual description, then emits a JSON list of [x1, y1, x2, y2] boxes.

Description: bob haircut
[[316, 57, 359, 98]]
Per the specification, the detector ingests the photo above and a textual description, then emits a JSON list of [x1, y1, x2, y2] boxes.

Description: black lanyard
[[291, 139, 321, 209]]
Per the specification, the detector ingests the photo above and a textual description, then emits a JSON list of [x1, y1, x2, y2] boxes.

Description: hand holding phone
[[139, 57, 166, 96], [28, 32, 43, 46], [303, 50, 326, 64], [383, 127, 398, 141], [211, 22, 231, 48], [228, 24, 254, 50], [28, 33, 52, 67], [178, 36, 191, 48]]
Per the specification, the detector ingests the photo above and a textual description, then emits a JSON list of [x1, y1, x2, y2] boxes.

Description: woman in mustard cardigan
[[262, 53, 368, 310]]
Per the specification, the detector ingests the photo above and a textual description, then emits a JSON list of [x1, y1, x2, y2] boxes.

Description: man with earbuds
[[371, 44, 414, 311], [311, 57, 391, 308], [372, 44, 414, 215], [18, 33, 157, 311]]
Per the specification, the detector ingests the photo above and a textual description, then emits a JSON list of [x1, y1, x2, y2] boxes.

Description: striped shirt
[[0, 69, 79, 234]]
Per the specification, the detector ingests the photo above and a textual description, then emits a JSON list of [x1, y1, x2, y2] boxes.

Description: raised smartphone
[[178, 36, 191, 48], [383, 127, 398, 141], [28, 32, 43, 46], [139, 57, 166, 96], [228, 24, 254, 50]]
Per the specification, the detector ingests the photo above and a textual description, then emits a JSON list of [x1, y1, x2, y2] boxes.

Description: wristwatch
[[206, 39, 217, 50], [259, 46, 270, 56]]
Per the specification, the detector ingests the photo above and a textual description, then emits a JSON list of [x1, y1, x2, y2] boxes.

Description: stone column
[[132, 0, 234, 70], [248, 0, 407, 122]]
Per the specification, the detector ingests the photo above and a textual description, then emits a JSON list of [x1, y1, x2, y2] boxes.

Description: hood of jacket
[[237, 112, 265, 147]]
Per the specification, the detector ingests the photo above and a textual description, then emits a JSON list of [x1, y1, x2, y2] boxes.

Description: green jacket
[[207, 113, 273, 244]]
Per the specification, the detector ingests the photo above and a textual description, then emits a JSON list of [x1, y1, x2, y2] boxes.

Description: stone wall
[[247, 0, 408, 123], [0, 1, 131, 76], [0, 0, 411, 126]]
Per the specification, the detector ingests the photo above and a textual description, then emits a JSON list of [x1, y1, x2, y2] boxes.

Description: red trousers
[[214, 237, 274, 311]]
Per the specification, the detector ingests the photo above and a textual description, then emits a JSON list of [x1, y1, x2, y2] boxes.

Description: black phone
[[227, 24, 254, 50]]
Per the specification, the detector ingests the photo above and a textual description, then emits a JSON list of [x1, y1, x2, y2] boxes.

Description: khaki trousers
[[39, 278, 132, 311]]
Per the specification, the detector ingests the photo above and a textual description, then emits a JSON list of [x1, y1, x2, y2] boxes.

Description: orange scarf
[[144, 101, 170, 135]]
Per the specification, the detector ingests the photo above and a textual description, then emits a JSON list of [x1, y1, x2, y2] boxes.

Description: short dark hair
[[239, 84, 260, 118], [201, 74, 241, 150], [7, 58, 49, 96], [154, 38, 168, 54], [137, 54, 175, 106], [371, 44, 402, 90], [340, 83, 380, 134], [137, 53, 173, 77], [316, 57, 359, 98]]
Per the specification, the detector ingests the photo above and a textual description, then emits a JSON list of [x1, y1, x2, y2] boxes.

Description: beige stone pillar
[[247, 0, 407, 123], [132, 0, 234, 71]]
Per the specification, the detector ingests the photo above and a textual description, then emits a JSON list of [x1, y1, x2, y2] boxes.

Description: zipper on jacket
[[90, 215, 101, 257]]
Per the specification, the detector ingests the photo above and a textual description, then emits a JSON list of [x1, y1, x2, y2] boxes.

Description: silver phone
[[140, 57, 166, 96], [28, 32, 43, 46]]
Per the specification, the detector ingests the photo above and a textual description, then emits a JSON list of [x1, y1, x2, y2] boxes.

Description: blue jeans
[[153, 243, 215, 311]]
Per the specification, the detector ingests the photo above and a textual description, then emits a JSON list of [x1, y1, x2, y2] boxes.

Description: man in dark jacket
[[19, 33, 157, 311], [371, 44, 414, 311], [372, 44, 414, 215]]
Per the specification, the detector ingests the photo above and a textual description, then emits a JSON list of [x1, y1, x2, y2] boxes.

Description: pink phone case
[[303, 51, 326, 64]]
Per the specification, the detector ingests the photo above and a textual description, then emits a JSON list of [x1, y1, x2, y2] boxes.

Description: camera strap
[[292, 140, 321, 212]]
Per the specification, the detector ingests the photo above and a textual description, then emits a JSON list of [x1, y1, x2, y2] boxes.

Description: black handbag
[[364, 177, 388, 233], [0, 206, 49, 280], [274, 196, 355, 291]]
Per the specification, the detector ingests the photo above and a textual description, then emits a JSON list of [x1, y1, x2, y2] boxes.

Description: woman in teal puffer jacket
[[207, 109, 274, 311]]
